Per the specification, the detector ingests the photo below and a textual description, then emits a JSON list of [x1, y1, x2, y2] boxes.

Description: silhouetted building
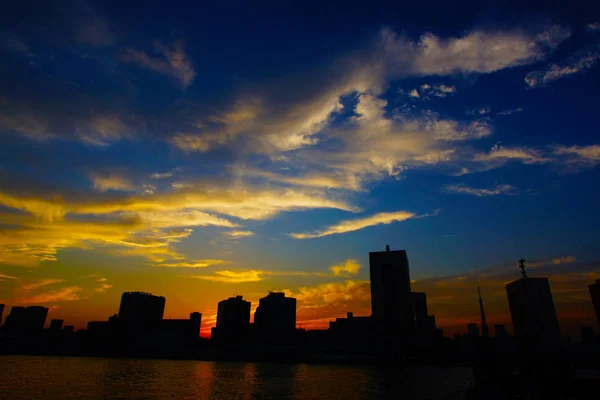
[[411, 292, 436, 337], [49, 319, 64, 333], [62, 326, 74, 334], [467, 323, 480, 337], [211, 295, 251, 342], [118, 292, 165, 335], [154, 312, 202, 343], [3, 306, 48, 336], [370, 245, 415, 343], [254, 292, 296, 341], [589, 279, 600, 328], [478, 286, 489, 337], [0, 303, 4, 326], [494, 324, 507, 337], [506, 261, 561, 346], [329, 312, 374, 352]]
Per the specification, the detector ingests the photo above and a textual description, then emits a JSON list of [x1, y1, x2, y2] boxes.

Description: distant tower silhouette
[[478, 285, 489, 337]]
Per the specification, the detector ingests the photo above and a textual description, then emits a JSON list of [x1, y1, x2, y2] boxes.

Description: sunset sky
[[1, 1, 600, 337]]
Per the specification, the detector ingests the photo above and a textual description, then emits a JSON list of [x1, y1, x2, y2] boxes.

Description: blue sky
[[1, 0, 600, 335]]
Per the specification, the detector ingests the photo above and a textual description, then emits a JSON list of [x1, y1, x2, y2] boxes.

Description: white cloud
[[289, 210, 418, 239], [121, 40, 196, 88], [525, 50, 600, 88], [408, 89, 420, 98], [445, 184, 517, 197]]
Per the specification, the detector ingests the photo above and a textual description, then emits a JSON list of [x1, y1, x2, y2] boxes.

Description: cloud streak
[[290, 210, 418, 239], [445, 184, 517, 197], [121, 40, 196, 87], [525, 48, 600, 88]]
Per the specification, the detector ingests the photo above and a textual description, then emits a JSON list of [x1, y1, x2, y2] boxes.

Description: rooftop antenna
[[386, 244, 390, 252], [518, 258, 527, 278], [478, 285, 489, 337]]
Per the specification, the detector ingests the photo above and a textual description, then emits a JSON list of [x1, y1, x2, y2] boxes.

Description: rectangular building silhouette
[[254, 292, 296, 340], [212, 295, 251, 342], [369, 246, 415, 341], [588, 279, 600, 328], [506, 276, 561, 346], [118, 292, 166, 335]]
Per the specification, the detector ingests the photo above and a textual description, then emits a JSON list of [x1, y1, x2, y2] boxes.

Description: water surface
[[0, 355, 473, 399]]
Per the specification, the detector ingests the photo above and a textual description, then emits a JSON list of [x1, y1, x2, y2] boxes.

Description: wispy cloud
[[149, 172, 173, 180], [554, 144, 600, 167], [157, 259, 226, 268], [405, 84, 457, 100], [19, 286, 82, 304], [190, 269, 263, 283], [222, 230, 254, 239], [90, 173, 134, 192], [3, 34, 35, 58], [121, 40, 196, 87], [474, 144, 549, 165], [290, 210, 418, 239], [525, 49, 600, 88], [0, 272, 19, 280], [586, 22, 600, 33], [497, 107, 524, 116], [445, 184, 517, 197], [20, 278, 64, 292]]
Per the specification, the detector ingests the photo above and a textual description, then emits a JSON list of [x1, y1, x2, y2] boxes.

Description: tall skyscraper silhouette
[[369, 245, 415, 343], [118, 292, 166, 335], [588, 279, 600, 328], [506, 259, 560, 346], [478, 286, 489, 337], [0, 303, 4, 326], [254, 292, 296, 339], [212, 295, 251, 342]]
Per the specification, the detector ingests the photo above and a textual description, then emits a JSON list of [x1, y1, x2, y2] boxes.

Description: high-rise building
[[0, 303, 4, 326], [411, 292, 435, 337], [118, 292, 165, 335], [370, 245, 414, 339], [49, 319, 64, 332], [212, 295, 251, 342], [3, 306, 48, 336], [254, 292, 296, 338], [467, 323, 480, 337], [589, 279, 600, 328], [506, 260, 560, 346]]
